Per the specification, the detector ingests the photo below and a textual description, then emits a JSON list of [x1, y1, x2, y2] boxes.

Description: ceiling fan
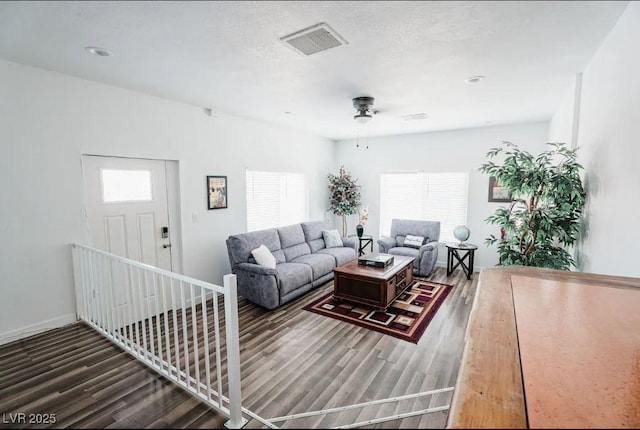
[[352, 96, 377, 124]]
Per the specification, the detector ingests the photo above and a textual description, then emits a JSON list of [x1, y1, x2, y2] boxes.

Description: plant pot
[[356, 224, 364, 238]]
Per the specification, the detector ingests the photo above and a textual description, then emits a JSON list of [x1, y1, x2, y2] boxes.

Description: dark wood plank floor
[[0, 267, 477, 429]]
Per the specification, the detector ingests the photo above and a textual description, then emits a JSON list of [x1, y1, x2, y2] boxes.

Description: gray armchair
[[377, 219, 440, 276]]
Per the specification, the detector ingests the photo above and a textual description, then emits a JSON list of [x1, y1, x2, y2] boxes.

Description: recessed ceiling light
[[85, 46, 113, 57], [284, 111, 292, 115], [465, 75, 485, 84]]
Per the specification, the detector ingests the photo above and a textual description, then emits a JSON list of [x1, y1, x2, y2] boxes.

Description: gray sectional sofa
[[226, 220, 357, 309]]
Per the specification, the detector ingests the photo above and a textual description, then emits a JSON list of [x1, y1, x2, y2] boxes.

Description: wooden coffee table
[[333, 255, 414, 309]]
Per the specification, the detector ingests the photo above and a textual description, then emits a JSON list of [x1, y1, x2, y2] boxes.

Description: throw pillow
[[322, 229, 343, 248], [251, 244, 276, 269], [404, 234, 427, 249]]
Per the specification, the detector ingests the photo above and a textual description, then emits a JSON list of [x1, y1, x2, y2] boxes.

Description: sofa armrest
[[235, 262, 278, 276], [234, 263, 280, 310], [341, 236, 357, 250], [419, 241, 439, 253], [377, 236, 397, 253]]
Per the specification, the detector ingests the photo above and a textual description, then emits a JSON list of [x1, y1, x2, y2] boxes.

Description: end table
[[446, 243, 478, 280], [349, 234, 374, 256]]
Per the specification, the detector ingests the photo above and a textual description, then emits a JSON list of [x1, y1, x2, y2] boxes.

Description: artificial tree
[[327, 165, 361, 236], [479, 141, 586, 270]]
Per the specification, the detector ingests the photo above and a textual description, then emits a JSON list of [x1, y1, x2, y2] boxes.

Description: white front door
[[82, 155, 174, 328], [83, 155, 172, 269]]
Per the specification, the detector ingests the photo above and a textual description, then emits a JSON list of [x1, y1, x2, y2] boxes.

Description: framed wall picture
[[488, 176, 512, 202], [207, 175, 228, 209]]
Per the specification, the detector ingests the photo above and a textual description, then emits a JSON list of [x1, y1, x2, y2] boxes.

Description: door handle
[[163, 243, 172, 249]]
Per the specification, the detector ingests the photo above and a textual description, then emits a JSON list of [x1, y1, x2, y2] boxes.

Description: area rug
[[304, 279, 453, 344]]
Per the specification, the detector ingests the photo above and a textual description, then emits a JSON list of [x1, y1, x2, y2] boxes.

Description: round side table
[[446, 243, 478, 279]]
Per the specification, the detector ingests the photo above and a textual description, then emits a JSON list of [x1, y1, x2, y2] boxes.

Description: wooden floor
[[0, 267, 477, 429]]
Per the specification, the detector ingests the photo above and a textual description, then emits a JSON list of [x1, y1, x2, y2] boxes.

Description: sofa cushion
[[301, 220, 332, 241], [404, 234, 427, 249], [388, 246, 420, 268], [277, 224, 306, 248], [290, 253, 335, 279], [283, 242, 312, 261], [251, 244, 276, 269], [226, 228, 281, 270], [302, 220, 332, 253], [248, 249, 285, 265], [276, 262, 313, 296], [317, 247, 357, 267], [308, 238, 326, 253], [322, 229, 343, 248]]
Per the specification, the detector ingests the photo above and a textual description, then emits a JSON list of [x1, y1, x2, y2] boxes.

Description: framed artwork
[[488, 176, 512, 202], [207, 175, 228, 209]]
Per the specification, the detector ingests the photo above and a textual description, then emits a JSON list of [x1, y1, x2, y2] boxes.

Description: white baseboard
[[0, 313, 78, 346]]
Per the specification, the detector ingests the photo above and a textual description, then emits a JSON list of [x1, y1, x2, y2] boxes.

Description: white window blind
[[380, 172, 469, 242], [246, 170, 307, 232]]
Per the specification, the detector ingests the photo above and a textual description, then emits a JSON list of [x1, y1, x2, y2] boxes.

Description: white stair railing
[[71, 243, 247, 429]]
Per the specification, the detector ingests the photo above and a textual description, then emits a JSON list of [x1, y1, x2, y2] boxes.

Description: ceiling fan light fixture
[[354, 112, 372, 124], [352, 96, 375, 124]]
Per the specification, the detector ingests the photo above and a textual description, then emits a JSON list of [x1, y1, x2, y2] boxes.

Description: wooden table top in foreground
[[447, 266, 640, 429]]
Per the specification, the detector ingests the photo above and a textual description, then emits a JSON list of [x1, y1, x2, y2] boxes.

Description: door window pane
[[101, 169, 153, 203]]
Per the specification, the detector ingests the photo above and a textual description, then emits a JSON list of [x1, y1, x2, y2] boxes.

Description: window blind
[[246, 170, 308, 232], [380, 172, 469, 242]]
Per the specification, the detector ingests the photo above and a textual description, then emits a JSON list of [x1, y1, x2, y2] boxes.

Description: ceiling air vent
[[401, 113, 429, 121], [280, 22, 348, 56]]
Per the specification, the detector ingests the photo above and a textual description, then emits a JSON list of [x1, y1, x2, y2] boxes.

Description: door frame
[[80, 154, 183, 274]]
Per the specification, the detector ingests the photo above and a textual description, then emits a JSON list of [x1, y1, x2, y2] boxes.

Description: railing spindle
[[135, 266, 147, 357], [90, 250, 98, 325], [201, 285, 212, 402], [190, 283, 201, 395], [100, 253, 111, 333], [161, 275, 172, 375], [171, 278, 181, 382], [144, 270, 156, 362], [128, 264, 141, 356], [213, 292, 223, 407], [180, 280, 191, 387], [153, 273, 163, 371]]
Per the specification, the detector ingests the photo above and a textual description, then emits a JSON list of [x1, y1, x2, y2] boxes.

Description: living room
[[1, 1, 639, 428]]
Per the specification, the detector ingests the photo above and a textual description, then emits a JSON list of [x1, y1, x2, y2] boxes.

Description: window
[[380, 172, 469, 242], [246, 170, 308, 232], [101, 169, 153, 203]]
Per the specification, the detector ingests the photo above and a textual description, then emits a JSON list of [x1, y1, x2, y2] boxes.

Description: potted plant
[[479, 141, 586, 270], [327, 165, 362, 236]]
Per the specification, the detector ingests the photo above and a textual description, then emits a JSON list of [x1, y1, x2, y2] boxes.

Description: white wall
[[548, 73, 581, 147], [335, 122, 549, 270], [0, 59, 335, 343], [550, 2, 640, 278]]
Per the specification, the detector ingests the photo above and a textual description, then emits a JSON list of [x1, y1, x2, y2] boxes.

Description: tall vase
[[356, 224, 364, 238], [341, 215, 347, 237]]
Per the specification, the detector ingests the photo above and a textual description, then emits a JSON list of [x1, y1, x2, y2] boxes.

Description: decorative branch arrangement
[[479, 141, 586, 270], [358, 205, 369, 226]]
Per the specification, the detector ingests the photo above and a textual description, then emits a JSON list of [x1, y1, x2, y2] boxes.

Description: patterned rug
[[304, 279, 453, 344]]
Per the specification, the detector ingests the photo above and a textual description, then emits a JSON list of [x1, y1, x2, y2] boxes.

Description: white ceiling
[[0, 1, 629, 140]]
